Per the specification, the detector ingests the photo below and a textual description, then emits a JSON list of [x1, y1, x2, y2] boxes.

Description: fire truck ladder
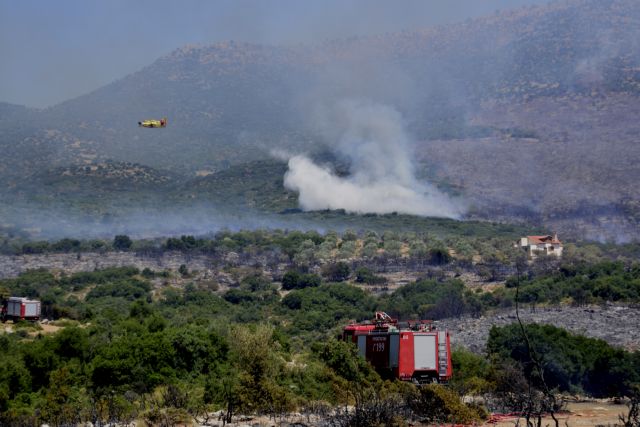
[[438, 331, 448, 378]]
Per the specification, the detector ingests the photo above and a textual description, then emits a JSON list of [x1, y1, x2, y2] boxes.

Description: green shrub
[[406, 384, 483, 425], [322, 262, 350, 282]]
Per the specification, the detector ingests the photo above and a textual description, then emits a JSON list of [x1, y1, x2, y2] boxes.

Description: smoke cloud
[[284, 99, 463, 218]]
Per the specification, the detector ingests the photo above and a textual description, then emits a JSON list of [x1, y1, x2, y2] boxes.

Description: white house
[[517, 233, 563, 259]]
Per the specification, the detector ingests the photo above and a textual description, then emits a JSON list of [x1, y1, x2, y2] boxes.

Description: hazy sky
[[1, 0, 552, 108]]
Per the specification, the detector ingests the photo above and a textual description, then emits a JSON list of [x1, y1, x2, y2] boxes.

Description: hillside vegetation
[[1, 228, 639, 425]]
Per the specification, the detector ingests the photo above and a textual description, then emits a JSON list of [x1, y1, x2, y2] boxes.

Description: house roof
[[528, 235, 562, 245]]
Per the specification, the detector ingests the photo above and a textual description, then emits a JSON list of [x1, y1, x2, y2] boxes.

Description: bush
[[429, 248, 452, 265], [282, 270, 322, 290], [281, 270, 301, 290], [406, 384, 483, 425], [51, 238, 82, 252], [178, 264, 189, 277], [85, 278, 150, 301], [330, 391, 408, 427], [380, 279, 482, 320], [354, 267, 387, 285], [322, 262, 351, 282], [21, 241, 50, 254], [487, 323, 640, 397], [112, 235, 132, 251]]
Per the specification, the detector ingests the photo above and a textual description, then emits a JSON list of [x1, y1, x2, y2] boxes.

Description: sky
[[1, 0, 552, 108]]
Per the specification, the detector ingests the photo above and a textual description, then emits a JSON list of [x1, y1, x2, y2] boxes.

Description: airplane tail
[[162, 117, 167, 127]]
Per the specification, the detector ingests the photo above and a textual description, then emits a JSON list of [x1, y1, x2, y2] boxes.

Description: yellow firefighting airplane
[[138, 117, 167, 128]]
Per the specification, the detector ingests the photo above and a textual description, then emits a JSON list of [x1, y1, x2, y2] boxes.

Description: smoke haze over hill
[[2, 0, 640, 241], [284, 100, 463, 218]]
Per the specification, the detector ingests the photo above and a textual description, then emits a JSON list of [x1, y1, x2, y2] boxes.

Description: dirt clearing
[[488, 401, 628, 426]]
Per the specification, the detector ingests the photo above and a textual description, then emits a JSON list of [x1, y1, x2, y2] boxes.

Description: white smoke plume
[[284, 99, 464, 218]]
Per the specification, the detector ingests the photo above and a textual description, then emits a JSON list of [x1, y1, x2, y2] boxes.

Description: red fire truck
[[343, 312, 453, 383], [1, 297, 41, 322]]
